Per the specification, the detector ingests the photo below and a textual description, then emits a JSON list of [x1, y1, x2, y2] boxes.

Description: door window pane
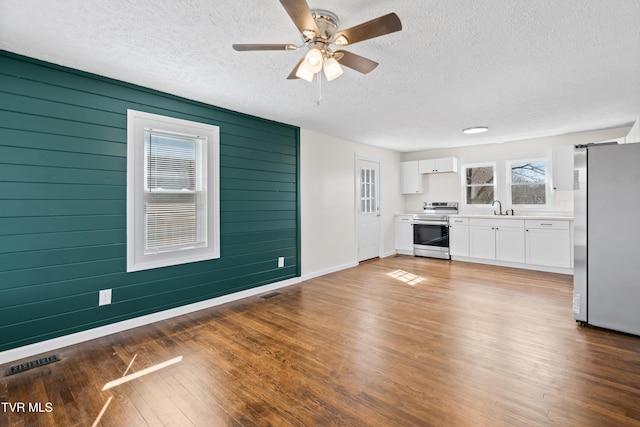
[[360, 167, 377, 213]]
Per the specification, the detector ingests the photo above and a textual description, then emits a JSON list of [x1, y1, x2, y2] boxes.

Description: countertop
[[450, 213, 573, 220], [396, 213, 573, 220]]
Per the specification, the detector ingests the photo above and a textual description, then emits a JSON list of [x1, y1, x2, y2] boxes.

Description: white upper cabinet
[[418, 157, 458, 174], [551, 145, 574, 191], [401, 161, 423, 194]]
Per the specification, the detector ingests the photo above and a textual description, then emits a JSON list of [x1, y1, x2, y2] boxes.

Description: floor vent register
[[5, 354, 61, 376], [260, 292, 281, 300]]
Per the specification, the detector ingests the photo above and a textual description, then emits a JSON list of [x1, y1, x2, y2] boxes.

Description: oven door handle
[[413, 220, 447, 226]]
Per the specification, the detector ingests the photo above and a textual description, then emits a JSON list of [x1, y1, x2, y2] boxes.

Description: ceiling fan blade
[[333, 12, 402, 46], [334, 50, 378, 74], [233, 44, 297, 51], [279, 0, 319, 37]]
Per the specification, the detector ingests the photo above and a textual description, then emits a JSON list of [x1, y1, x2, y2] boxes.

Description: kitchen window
[[127, 110, 220, 272], [462, 162, 496, 206], [507, 159, 550, 207]]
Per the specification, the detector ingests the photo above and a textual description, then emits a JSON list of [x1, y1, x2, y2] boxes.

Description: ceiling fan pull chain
[[316, 72, 322, 105]]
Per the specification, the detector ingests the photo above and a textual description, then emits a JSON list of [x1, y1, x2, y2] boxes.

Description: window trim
[[127, 110, 220, 272], [505, 158, 551, 209], [461, 161, 497, 208]]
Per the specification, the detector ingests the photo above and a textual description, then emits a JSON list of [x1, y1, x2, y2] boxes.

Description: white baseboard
[[300, 261, 359, 281], [0, 277, 302, 365], [381, 250, 398, 258], [451, 256, 573, 275]]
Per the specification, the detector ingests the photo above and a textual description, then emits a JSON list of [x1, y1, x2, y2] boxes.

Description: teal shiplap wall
[[0, 51, 300, 352]]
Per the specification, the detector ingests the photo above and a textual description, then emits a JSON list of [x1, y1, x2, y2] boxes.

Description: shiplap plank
[[221, 154, 297, 175], [0, 164, 126, 185], [220, 178, 296, 193], [221, 210, 296, 223], [221, 135, 297, 159], [0, 200, 125, 218], [223, 229, 297, 245], [0, 128, 126, 157], [0, 215, 123, 235], [0, 145, 124, 170], [0, 183, 123, 201], [220, 167, 295, 183], [0, 244, 125, 271], [0, 229, 125, 254], [222, 220, 296, 234], [220, 189, 296, 202], [220, 200, 296, 213]]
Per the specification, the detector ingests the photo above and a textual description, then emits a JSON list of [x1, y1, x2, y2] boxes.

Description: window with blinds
[[127, 110, 219, 272], [144, 131, 206, 253]]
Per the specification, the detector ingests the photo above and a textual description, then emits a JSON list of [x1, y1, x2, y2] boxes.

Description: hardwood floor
[[2, 256, 640, 426]]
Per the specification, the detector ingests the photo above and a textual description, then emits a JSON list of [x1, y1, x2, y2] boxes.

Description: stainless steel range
[[413, 202, 458, 259]]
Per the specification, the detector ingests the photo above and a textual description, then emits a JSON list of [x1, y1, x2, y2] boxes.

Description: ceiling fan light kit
[[232, 0, 402, 89], [322, 57, 343, 81]]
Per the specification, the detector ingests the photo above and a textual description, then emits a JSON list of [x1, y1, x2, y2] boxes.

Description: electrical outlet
[[278, 257, 285, 268], [99, 289, 112, 306]]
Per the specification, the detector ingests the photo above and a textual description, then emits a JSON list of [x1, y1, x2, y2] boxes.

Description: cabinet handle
[[541, 223, 552, 226]]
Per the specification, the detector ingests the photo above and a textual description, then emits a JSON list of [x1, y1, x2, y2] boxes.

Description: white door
[[356, 158, 381, 261]]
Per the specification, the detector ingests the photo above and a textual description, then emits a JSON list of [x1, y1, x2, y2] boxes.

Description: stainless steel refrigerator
[[573, 142, 640, 335]]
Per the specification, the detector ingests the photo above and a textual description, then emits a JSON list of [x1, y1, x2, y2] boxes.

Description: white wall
[[300, 129, 403, 278], [403, 126, 631, 214]]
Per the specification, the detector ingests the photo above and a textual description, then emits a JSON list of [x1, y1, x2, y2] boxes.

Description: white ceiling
[[1, 0, 639, 152]]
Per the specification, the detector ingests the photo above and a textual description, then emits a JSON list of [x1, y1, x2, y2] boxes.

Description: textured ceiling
[[1, 0, 639, 152]]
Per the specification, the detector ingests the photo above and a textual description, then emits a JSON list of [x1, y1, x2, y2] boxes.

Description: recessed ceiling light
[[463, 126, 489, 134]]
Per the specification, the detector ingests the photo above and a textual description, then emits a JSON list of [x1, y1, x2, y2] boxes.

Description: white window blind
[[144, 131, 206, 253]]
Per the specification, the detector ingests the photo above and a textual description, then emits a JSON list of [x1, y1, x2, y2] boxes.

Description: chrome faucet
[[492, 200, 503, 215]]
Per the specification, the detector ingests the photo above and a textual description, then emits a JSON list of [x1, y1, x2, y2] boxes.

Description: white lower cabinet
[[454, 216, 572, 272], [469, 224, 496, 259], [449, 217, 469, 257], [525, 220, 572, 268], [469, 218, 525, 262], [395, 215, 414, 255]]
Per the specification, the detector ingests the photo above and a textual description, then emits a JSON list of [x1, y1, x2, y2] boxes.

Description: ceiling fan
[[232, 0, 402, 82]]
